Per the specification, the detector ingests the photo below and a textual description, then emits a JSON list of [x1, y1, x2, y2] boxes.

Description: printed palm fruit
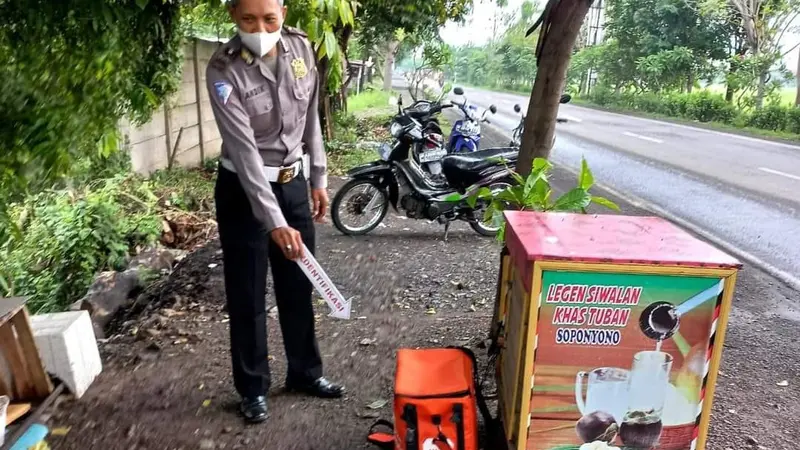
[[576, 411, 619, 443]]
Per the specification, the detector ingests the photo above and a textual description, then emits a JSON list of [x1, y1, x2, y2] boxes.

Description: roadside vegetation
[[0, 159, 217, 313], [449, 0, 800, 141], [1, 0, 474, 314], [0, 85, 407, 314], [327, 86, 396, 175]]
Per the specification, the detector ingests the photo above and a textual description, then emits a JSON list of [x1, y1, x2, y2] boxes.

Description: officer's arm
[[206, 66, 288, 231], [303, 64, 327, 189]]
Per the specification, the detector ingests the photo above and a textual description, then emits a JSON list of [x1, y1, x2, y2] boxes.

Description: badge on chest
[[291, 58, 308, 79]]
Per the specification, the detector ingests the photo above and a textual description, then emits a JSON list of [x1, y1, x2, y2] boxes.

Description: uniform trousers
[[215, 165, 323, 398]]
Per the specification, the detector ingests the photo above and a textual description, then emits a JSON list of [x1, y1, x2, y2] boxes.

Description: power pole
[[584, 0, 604, 95]]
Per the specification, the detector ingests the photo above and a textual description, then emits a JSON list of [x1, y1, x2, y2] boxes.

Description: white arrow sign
[[296, 244, 351, 319]]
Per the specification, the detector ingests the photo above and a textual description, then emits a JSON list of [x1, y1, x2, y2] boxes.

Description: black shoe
[[239, 396, 268, 424], [286, 377, 345, 398]]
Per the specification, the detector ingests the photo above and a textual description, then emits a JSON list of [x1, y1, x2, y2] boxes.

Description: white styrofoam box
[[29, 311, 102, 399]]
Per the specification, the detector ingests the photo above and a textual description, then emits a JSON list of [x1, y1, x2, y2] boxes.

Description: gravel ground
[[46, 127, 799, 450]]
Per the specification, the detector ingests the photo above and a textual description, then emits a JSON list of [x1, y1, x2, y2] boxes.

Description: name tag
[[244, 84, 268, 100]]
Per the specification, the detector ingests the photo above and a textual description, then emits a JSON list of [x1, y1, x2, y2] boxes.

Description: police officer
[[206, 0, 344, 424]]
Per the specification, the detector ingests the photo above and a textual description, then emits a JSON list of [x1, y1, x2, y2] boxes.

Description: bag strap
[[366, 419, 395, 449], [450, 346, 501, 439]]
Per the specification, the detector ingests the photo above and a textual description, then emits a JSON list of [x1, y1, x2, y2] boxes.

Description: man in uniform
[[206, 0, 344, 424]]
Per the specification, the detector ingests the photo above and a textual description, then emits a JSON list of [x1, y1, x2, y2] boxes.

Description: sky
[[439, 0, 800, 74]]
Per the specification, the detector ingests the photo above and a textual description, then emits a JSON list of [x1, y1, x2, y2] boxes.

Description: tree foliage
[[1, 0, 185, 207], [356, 0, 474, 56], [450, 1, 540, 91], [284, 0, 357, 92], [602, 0, 730, 91], [405, 40, 454, 101], [570, 0, 800, 107]]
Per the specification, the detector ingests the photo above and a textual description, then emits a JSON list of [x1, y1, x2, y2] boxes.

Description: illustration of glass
[[575, 367, 629, 424], [620, 351, 674, 448]]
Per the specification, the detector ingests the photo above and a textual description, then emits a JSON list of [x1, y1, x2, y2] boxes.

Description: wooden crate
[[496, 213, 742, 450], [0, 298, 53, 402]]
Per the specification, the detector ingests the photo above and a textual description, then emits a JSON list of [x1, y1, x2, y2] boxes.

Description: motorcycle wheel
[[470, 181, 513, 237], [331, 179, 389, 236]]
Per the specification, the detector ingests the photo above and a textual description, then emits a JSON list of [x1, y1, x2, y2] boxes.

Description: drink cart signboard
[[496, 212, 741, 450]]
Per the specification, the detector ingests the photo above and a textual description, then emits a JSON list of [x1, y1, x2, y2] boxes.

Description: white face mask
[[239, 28, 282, 57]]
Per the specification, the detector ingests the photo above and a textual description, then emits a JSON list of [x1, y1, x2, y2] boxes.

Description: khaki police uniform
[[206, 27, 325, 399]]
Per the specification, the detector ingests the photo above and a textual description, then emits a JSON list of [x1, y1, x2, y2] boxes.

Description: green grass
[[704, 84, 797, 106], [329, 88, 397, 175], [347, 86, 397, 117]]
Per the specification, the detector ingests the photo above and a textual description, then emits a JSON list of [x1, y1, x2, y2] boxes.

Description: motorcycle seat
[[442, 147, 518, 174]]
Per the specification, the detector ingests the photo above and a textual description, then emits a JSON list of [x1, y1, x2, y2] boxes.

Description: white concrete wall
[[120, 39, 223, 175]]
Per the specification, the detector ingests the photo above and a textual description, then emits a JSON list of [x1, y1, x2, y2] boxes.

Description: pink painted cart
[[493, 212, 741, 450]]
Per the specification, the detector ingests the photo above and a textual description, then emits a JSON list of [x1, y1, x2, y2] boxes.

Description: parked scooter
[[331, 98, 518, 238], [393, 94, 450, 181], [509, 94, 572, 148], [447, 87, 497, 153]]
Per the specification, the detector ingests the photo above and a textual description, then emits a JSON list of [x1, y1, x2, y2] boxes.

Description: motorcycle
[[509, 93, 573, 148], [447, 87, 497, 153], [331, 98, 519, 238], [392, 94, 449, 180]]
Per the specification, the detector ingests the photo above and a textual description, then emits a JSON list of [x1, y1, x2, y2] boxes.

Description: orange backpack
[[367, 347, 496, 450]]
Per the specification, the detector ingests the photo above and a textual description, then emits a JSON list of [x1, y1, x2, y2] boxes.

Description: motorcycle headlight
[[390, 122, 403, 138]]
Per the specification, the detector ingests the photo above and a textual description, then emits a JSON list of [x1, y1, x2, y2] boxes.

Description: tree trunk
[[796, 46, 800, 106], [335, 24, 354, 113], [383, 40, 400, 91], [517, 0, 594, 176], [756, 70, 767, 109], [725, 85, 735, 102], [686, 73, 693, 93], [317, 57, 334, 140]]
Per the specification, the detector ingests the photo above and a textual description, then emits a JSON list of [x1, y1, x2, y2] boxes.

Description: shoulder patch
[[214, 81, 233, 105], [210, 39, 241, 70]]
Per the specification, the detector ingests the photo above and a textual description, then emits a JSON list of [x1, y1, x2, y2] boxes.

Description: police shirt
[[206, 27, 326, 232]]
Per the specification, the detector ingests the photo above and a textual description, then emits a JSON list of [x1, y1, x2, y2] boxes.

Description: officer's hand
[[311, 188, 329, 223], [270, 227, 305, 260]]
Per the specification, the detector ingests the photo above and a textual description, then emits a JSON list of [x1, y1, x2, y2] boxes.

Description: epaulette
[[283, 26, 308, 38], [210, 40, 241, 70]]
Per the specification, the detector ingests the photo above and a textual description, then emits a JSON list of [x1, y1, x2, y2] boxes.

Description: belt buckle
[[278, 167, 295, 184]]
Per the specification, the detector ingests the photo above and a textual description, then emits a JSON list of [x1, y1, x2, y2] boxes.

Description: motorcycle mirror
[[489, 105, 497, 114], [453, 86, 465, 95], [513, 104, 521, 113], [398, 94, 403, 106], [560, 94, 572, 104]]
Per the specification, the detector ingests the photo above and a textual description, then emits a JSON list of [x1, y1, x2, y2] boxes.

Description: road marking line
[[759, 167, 800, 181], [623, 131, 664, 144], [554, 163, 800, 293], [566, 104, 800, 151]]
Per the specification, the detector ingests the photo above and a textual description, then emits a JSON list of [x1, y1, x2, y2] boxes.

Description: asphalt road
[[451, 86, 800, 288]]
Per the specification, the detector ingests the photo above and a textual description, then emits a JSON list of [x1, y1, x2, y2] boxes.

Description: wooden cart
[[494, 212, 741, 450]]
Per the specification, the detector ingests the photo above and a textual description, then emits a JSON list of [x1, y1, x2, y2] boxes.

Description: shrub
[[583, 90, 798, 136], [787, 107, 800, 135], [746, 105, 791, 132], [588, 85, 617, 107], [684, 91, 736, 123], [631, 93, 667, 115], [0, 174, 162, 312], [453, 157, 620, 241]]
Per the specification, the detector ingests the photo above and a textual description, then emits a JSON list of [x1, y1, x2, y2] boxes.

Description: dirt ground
[[47, 130, 800, 450]]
